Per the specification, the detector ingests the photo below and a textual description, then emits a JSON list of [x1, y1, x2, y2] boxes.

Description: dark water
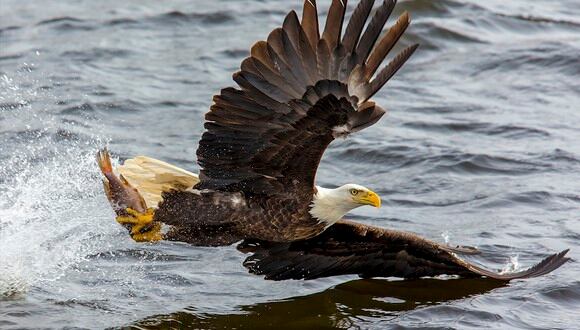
[[1, 0, 579, 329]]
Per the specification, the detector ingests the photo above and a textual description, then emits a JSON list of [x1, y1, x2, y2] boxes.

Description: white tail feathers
[[117, 156, 199, 208]]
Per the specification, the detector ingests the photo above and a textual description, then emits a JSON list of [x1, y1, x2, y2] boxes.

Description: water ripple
[[151, 11, 236, 25]]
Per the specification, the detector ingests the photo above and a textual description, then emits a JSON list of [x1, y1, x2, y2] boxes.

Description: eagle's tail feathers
[[117, 156, 199, 208]]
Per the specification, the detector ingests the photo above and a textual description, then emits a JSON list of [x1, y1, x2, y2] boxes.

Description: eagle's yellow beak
[[356, 190, 381, 208]]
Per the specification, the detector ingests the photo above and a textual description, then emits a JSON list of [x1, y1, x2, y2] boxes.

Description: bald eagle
[[100, 0, 570, 280]]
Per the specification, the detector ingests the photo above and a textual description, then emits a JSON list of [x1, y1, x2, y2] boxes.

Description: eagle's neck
[[309, 186, 356, 225]]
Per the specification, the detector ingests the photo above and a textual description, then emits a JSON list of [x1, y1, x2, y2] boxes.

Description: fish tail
[[96, 147, 113, 175], [102, 178, 113, 201]]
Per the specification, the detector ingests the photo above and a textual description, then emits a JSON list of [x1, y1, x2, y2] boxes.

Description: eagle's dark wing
[[196, 0, 418, 194], [239, 220, 571, 280]]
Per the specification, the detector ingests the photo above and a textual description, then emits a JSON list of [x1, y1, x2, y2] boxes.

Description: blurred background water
[[0, 0, 579, 329]]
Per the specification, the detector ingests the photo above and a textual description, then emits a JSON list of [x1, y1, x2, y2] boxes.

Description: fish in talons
[[96, 148, 162, 242]]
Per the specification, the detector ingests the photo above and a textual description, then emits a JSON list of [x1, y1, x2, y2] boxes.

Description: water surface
[[1, 0, 579, 329]]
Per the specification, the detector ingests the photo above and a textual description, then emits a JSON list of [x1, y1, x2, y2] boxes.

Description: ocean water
[[1, 0, 579, 329]]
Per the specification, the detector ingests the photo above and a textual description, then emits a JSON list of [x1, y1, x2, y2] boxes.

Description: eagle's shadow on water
[[129, 277, 507, 329]]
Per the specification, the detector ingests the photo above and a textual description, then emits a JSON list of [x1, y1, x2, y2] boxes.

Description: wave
[[474, 42, 580, 77], [333, 140, 551, 176], [0, 25, 20, 33], [496, 13, 580, 27], [61, 48, 134, 63], [36, 17, 96, 32], [149, 11, 236, 25], [33, 10, 236, 34], [403, 121, 550, 139], [37, 17, 85, 25]]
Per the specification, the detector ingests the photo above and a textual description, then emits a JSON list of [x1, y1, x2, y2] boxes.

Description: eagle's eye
[[349, 189, 359, 196]]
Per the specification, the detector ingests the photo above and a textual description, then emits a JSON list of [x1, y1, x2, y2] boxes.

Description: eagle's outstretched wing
[[196, 0, 418, 194], [239, 220, 571, 280]]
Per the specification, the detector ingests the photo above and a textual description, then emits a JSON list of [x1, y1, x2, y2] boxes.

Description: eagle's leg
[[116, 208, 163, 242]]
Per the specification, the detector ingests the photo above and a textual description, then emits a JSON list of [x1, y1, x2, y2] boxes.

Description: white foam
[[500, 254, 521, 274], [0, 72, 120, 297], [441, 231, 450, 245], [0, 147, 123, 296]]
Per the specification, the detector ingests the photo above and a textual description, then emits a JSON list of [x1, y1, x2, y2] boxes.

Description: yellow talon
[[116, 208, 162, 242], [116, 207, 154, 226], [131, 222, 163, 242], [126, 207, 155, 222]]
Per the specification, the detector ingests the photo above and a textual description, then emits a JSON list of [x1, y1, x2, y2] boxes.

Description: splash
[[0, 70, 120, 297], [0, 148, 121, 296], [500, 255, 521, 274], [441, 230, 450, 245]]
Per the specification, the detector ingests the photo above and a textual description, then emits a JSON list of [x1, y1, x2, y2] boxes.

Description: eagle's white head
[[310, 184, 381, 225]]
